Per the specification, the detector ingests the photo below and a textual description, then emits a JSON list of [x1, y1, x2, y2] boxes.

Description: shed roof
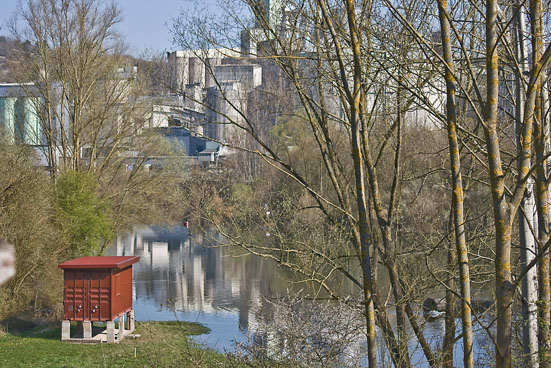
[[58, 256, 140, 270]]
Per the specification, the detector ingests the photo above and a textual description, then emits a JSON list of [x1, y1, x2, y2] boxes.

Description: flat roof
[[169, 48, 240, 59], [58, 256, 140, 270]]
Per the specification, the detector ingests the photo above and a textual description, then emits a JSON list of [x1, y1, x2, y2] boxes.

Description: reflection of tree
[[233, 297, 365, 368]]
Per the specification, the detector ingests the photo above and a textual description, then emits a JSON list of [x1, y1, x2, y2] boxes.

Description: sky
[[0, 0, 193, 55]]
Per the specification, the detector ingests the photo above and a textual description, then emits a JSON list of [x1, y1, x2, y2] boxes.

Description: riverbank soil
[[0, 320, 226, 367]]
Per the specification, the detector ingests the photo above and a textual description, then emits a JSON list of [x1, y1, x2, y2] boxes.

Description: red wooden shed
[[58, 256, 140, 342]]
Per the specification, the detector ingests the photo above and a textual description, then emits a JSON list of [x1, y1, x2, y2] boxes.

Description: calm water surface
[[107, 225, 491, 366], [107, 224, 291, 351]]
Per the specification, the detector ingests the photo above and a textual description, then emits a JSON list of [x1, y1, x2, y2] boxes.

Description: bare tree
[[172, 0, 551, 366], [173, 0, 447, 367], [383, 0, 551, 365]]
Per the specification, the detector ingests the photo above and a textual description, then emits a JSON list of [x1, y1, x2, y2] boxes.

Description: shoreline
[[0, 320, 230, 367]]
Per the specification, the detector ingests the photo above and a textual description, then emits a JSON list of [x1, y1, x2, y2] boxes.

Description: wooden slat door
[[63, 271, 86, 320], [88, 271, 110, 321]]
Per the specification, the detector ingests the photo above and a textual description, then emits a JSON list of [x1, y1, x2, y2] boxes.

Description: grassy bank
[[0, 320, 228, 367]]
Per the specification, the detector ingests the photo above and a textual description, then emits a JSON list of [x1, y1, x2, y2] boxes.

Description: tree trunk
[[520, 179, 540, 367], [437, 1, 474, 366], [343, 0, 377, 365], [443, 209, 457, 368], [485, 1, 514, 366], [529, 0, 551, 364], [514, 2, 539, 365]]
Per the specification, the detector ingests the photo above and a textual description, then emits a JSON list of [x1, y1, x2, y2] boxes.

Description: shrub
[[55, 170, 114, 257]]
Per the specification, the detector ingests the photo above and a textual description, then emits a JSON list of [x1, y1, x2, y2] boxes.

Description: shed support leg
[[118, 314, 125, 340], [106, 321, 115, 343], [127, 310, 135, 332], [83, 321, 92, 339], [61, 320, 70, 340]]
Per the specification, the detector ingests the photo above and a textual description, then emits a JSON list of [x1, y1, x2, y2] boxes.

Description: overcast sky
[[0, 0, 193, 55]]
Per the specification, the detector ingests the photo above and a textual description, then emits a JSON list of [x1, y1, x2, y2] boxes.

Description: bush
[[0, 137, 62, 318], [55, 170, 114, 257]]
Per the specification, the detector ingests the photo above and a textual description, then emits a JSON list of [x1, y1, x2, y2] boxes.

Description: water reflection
[[107, 224, 286, 350], [108, 225, 491, 366]]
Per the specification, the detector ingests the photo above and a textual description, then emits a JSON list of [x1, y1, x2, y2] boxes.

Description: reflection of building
[[110, 225, 279, 327], [109, 225, 364, 357]]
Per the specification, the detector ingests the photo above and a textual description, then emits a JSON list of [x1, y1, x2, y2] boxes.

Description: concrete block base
[[61, 320, 70, 340], [106, 321, 115, 343], [118, 314, 124, 339], [61, 313, 137, 343], [83, 321, 92, 339], [127, 310, 135, 332]]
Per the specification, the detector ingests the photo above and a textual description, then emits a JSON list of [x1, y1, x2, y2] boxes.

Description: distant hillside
[[0, 36, 13, 82], [0, 36, 34, 83], [0, 36, 170, 96]]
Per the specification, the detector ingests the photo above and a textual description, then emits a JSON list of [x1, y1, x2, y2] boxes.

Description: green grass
[[0, 321, 229, 367]]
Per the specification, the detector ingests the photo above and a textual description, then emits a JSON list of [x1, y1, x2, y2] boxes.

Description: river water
[[106, 224, 294, 351], [107, 225, 492, 366]]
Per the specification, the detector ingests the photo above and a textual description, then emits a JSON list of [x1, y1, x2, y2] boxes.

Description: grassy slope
[[0, 321, 228, 368]]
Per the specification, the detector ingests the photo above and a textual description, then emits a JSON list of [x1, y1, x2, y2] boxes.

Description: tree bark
[[443, 209, 457, 368], [514, 1, 539, 365], [343, 0, 377, 365], [436, 1, 474, 366], [485, 1, 514, 366]]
